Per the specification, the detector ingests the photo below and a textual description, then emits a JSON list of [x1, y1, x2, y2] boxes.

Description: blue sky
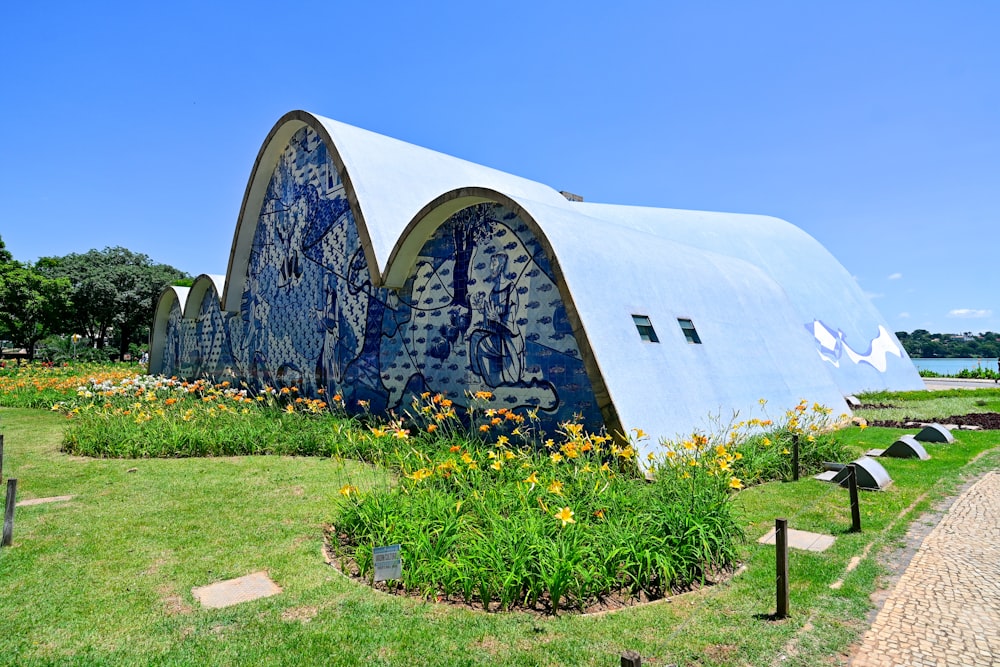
[[1, 1, 996, 335]]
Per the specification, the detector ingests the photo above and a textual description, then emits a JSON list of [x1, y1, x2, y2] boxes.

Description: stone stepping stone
[[192, 571, 282, 609], [16, 495, 74, 507], [758, 527, 835, 552]]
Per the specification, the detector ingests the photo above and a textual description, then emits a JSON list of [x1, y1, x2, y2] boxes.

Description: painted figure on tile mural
[[469, 252, 524, 386]]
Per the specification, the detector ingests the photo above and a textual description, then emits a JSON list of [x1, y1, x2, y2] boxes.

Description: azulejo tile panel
[[160, 126, 604, 435]]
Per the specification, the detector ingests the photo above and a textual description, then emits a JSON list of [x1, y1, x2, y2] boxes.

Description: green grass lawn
[[1, 407, 997, 666]]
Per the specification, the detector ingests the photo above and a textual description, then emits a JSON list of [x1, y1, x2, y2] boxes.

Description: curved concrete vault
[[150, 110, 924, 459]]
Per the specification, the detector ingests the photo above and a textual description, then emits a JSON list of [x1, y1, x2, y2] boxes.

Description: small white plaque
[[373, 544, 402, 581]]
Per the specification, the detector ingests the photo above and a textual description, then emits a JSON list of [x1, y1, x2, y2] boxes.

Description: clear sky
[[1, 1, 996, 336]]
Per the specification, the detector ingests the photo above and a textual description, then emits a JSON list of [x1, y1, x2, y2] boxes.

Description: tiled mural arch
[[160, 125, 603, 434]]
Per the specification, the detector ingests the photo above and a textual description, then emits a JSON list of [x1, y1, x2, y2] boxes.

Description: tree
[[0, 261, 72, 359], [0, 235, 12, 264], [39, 247, 188, 359]]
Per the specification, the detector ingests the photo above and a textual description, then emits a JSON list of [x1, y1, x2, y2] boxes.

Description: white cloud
[[947, 309, 992, 319], [898, 312, 911, 319], [864, 291, 884, 300], [887, 272, 903, 280]]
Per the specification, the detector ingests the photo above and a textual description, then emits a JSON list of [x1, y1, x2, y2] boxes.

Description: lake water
[[912, 357, 1000, 375]]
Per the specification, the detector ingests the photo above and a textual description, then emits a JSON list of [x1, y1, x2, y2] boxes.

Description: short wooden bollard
[[791, 434, 800, 481], [621, 650, 642, 667], [2, 478, 16, 547], [775, 517, 789, 619], [0, 433, 5, 481], [847, 464, 861, 533]]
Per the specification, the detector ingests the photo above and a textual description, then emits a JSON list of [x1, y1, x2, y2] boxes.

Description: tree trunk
[[118, 327, 131, 361]]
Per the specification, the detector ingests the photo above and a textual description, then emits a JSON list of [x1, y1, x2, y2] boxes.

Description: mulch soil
[[864, 411, 1000, 430]]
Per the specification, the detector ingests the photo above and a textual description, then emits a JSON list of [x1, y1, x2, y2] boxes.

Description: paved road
[[850, 471, 1000, 666], [921, 377, 1000, 391]]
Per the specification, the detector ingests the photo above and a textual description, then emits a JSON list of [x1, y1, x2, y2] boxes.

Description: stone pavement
[[850, 471, 999, 666]]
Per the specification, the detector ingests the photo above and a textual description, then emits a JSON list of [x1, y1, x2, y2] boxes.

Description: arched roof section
[[570, 202, 924, 393], [183, 274, 225, 319], [386, 188, 851, 460], [385, 186, 623, 435], [224, 111, 568, 310], [148, 285, 189, 374]]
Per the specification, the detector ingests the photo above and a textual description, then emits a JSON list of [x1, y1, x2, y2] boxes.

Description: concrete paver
[[191, 571, 282, 609], [758, 527, 836, 552], [851, 471, 1000, 666], [15, 495, 74, 507]]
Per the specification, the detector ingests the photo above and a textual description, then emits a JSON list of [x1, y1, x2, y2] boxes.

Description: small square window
[[678, 318, 702, 344], [632, 315, 659, 343]]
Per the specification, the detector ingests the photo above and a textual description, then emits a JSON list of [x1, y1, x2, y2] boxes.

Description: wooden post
[[2, 478, 15, 547], [621, 650, 642, 667], [848, 464, 861, 533], [775, 517, 789, 619], [791, 433, 800, 481], [0, 433, 4, 481]]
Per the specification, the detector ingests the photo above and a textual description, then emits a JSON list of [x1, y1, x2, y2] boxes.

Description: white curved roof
[[207, 110, 923, 453]]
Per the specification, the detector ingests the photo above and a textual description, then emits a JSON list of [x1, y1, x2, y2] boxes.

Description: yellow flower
[[369, 426, 387, 437], [729, 477, 744, 490], [339, 484, 359, 497], [781, 448, 790, 455], [474, 390, 493, 400], [461, 452, 475, 465], [284, 404, 295, 414], [523, 471, 540, 485], [554, 507, 575, 526], [490, 460, 503, 471], [393, 428, 410, 440], [406, 468, 433, 482], [427, 424, 438, 433], [550, 452, 564, 463], [547, 480, 564, 495], [762, 437, 772, 447]]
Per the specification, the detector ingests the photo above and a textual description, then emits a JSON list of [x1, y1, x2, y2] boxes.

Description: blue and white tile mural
[[158, 126, 603, 434]]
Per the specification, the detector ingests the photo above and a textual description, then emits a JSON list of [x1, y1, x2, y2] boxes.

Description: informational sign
[[373, 544, 402, 581]]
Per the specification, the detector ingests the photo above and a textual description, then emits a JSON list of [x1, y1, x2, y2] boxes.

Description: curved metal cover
[[915, 423, 955, 444], [885, 435, 931, 460], [833, 456, 893, 490]]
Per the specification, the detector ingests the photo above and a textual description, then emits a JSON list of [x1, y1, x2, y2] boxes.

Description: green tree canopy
[[38, 247, 188, 359], [895, 329, 1000, 359], [0, 235, 13, 264], [0, 260, 72, 359]]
